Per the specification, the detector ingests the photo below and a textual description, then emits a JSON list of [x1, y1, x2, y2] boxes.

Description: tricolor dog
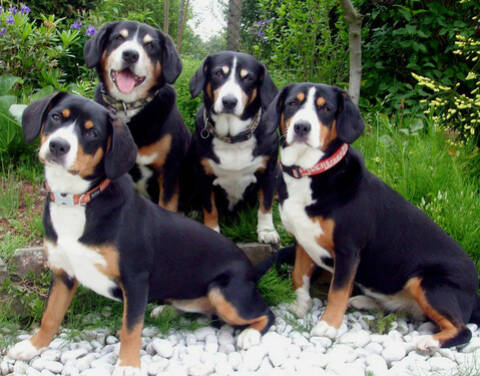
[[84, 20, 190, 211], [189, 51, 280, 244], [266, 83, 480, 349], [7, 92, 274, 375]]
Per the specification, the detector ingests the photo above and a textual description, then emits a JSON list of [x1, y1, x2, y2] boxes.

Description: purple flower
[[85, 25, 96, 36], [20, 6, 31, 14], [256, 19, 272, 26], [8, 7, 17, 15], [70, 21, 82, 30], [0, 27, 6, 35], [256, 31, 265, 38], [6, 16, 14, 24]]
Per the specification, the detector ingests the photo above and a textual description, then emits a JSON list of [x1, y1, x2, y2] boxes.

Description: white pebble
[[338, 329, 371, 347], [382, 343, 406, 364], [61, 348, 88, 364], [427, 357, 457, 371], [193, 327, 216, 341], [152, 338, 174, 358]]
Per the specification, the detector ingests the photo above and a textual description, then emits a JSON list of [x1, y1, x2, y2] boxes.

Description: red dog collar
[[281, 143, 349, 178], [45, 179, 111, 206]]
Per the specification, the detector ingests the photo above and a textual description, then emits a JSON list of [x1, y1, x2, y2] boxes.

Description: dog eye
[[114, 34, 124, 42], [288, 101, 298, 108], [86, 129, 99, 138], [51, 113, 61, 122], [242, 74, 252, 82], [321, 105, 331, 112]]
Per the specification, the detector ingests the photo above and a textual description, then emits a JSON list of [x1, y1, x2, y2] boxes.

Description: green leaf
[[31, 86, 56, 102], [0, 75, 22, 96], [0, 95, 17, 111]]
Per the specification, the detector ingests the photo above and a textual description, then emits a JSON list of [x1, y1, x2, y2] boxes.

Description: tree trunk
[[164, 0, 169, 35], [176, 0, 189, 52], [339, 0, 363, 105], [226, 0, 242, 51]]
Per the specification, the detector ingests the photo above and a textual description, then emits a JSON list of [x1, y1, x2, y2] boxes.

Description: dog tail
[[255, 245, 296, 278], [470, 294, 480, 324]]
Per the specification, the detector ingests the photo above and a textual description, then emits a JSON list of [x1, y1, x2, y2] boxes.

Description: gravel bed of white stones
[[2, 298, 480, 376]]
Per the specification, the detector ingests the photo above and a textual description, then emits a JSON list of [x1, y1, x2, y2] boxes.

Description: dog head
[[22, 92, 137, 193], [189, 51, 277, 119], [265, 83, 364, 167], [84, 20, 182, 103]]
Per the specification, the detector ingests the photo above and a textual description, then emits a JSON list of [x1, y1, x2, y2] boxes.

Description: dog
[[265, 82, 480, 349], [84, 20, 190, 211], [7, 92, 274, 375], [189, 51, 280, 244]]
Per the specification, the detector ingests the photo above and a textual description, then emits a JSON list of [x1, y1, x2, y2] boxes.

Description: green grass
[[258, 264, 295, 306]]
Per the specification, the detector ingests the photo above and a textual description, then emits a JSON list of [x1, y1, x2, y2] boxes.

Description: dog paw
[[288, 298, 312, 318], [236, 328, 261, 350], [257, 228, 280, 244], [311, 320, 338, 339], [212, 225, 220, 233], [113, 365, 145, 376], [416, 335, 440, 352], [150, 305, 168, 318], [348, 295, 380, 310], [7, 339, 42, 361]]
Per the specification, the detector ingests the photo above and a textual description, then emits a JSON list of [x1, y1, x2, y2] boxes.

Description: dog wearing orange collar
[[266, 82, 480, 350]]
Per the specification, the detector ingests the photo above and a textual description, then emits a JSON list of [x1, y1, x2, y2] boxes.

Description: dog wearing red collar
[[8, 92, 274, 375], [266, 83, 480, 349]]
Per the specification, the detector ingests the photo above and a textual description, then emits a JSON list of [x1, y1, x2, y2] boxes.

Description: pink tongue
[[116, 70, 136, 93]]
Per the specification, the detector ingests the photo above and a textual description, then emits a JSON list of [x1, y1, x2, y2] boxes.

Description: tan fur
[[292, 244, 315, 290]]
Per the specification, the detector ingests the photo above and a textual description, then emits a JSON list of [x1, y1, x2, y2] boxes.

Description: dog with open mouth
[[189, 51, 280, 244], [84, 20, 190, 211], [266, 82, 480, 350], [7, 92, 275, 375]]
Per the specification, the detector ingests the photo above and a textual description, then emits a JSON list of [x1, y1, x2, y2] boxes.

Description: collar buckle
[[53, 192, 75, 206], [291, 166, 302, 178]]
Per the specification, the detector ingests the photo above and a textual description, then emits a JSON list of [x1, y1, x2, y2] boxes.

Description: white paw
[[288, 298, 312, 318], [348, 295, 380, 310], [257, 228, 280, 244], [311, 320, 338, 339], [416, 335, 440, 352], [150, 305, 167, 318], [212, 225, 220, 233], [236, 328, 261, 350], [113, 365, 145, 376], [7, 339, 43, 361]]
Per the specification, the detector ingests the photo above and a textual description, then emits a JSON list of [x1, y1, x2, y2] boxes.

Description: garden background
[[0, 0, 479, 350]]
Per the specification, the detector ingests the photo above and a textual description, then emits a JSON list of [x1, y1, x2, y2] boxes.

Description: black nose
[[222, 96, 238, 110], [122, 49, 139, 64], [49, 138, 70, 158], [294, 121, 311, 137]]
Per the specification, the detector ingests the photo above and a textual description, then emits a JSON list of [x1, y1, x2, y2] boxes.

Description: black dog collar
[[101, 87, 160, 117], [200, 108, 262, 144]]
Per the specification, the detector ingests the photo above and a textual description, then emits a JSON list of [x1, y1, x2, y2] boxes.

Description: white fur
[[311, 320, 338, 339], [106, 28, 153, 104], [136, 153, 157, 166], [279, 174, 334, 273], [113, 364, 145, 376], [416, 335, 440, 352], [132, 164, 154, 200], [348, 295, 380, 311], [289, 275, 313, 318], [208, 137, 265, 210], [115, 107, 142, 123], [211, 113, 252, 138], [257, 210, 280, 244], [358, 285, 425, 320], [212, 225, 220, 233], [213, 57, 245, 117], [236, 328, 261, 349], [285, 87, 322, 148], [7, 339, 43, 361]]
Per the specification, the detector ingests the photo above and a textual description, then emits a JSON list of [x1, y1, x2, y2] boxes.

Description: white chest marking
[[47, 203, 119, 300], [132, 164, 154, 199], [136, 152, 157, 166], [115, 108, 142, 123], [208, 137, 263, 210], [279, 174, 333, 272]]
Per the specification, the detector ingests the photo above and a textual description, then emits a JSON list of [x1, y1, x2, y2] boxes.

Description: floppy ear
[[259, 66, 278, 109], [84, 22, 117, 68], [22, 91, 68, 144], [263, 85, 291, 130], [104, 116, 137, 180], [189, 57, 210, 98], [161, 33, 182, 84], [335, 88, 365, 143]]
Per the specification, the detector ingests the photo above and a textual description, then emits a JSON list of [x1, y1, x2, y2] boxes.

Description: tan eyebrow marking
[[222, 65, 229, 74], [61, 109, 71, 118], [84, 120, 94, 129], [317, 97, 326, 106], [296, 92, 305, 102], [240, 69, 248, 78], [120, 29, 128, 38], [143, 34, 152, 43]]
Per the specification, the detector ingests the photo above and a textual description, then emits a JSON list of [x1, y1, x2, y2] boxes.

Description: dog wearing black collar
[[266, 82, 480, 349], [189, 51, 280, 244], [7, 92, 275, 374], [84, 20, 190, 211]]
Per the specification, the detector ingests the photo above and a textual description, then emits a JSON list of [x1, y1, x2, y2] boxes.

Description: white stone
[[365, 354, 388, 376], [219, 343, 235, 354], [241, 346, 265, 372], [228, 352, 242, 371], [61, 364, 79, 376], [338, 330, 370, 347], [152, 338, 174, 358], [26, 367, 42, 376], [40, 370, 55, 376], [461, 337, 480, 353], [13, 361, 29, 374], [31, 359, 63, 373], [49, 338, 68, 350], [309, 336, 332, 348], [193, 327, 216, 341], [217, 331, 234, 346], [417, 322, 436, 334], [61, 348, 88, 364], [41, 349, 61, 361], [106, 336, 118, 345], [188, 362, 213, 376], [327, 361, 365, 376], [366, 342, 384, 354], [427, 357, 457, 371], [382, 343, 406, 364]]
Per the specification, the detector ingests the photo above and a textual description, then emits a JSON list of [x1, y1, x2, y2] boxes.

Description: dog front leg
[[289, 243, 315, 317], [114, 272, 149, 376], [8, 271, 77, 360], [312, 251, 359, 338]]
